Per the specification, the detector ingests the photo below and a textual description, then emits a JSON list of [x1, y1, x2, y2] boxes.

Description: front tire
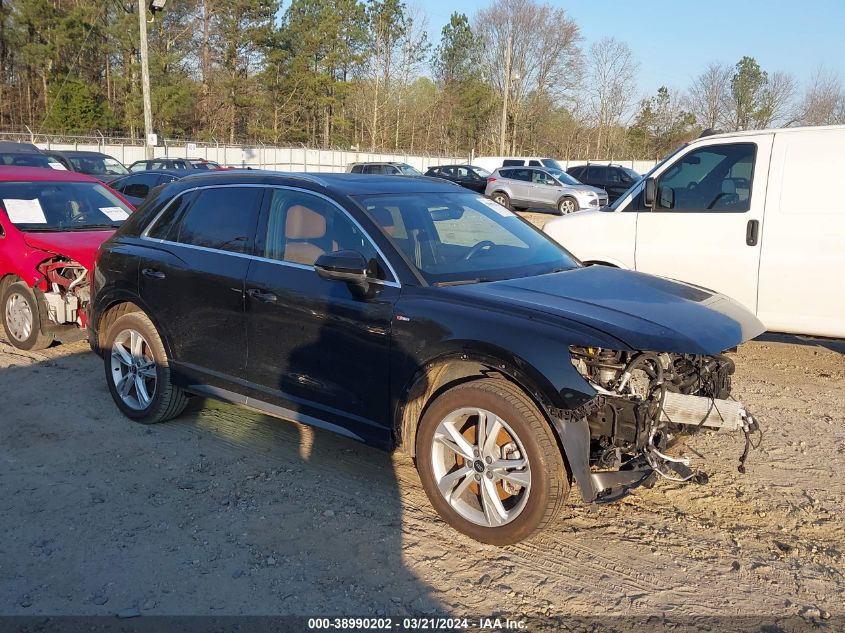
[[103, 311, 187, 423], [416, 378, 569, 545], [2, 281, 52, 351], [557, 197, 577, 215]]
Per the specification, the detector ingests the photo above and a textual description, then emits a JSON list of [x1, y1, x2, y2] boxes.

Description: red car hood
[[23, 230, 114, 270]]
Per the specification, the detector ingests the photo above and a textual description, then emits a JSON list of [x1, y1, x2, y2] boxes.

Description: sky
[[422, 0, 845, 99]]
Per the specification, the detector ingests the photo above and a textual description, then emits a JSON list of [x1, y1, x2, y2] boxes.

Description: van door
[[756, 128, 845, 337], [634, 136, 772, 313]]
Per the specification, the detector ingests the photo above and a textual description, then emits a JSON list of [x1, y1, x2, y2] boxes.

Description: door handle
[[745, 219, 760, 246], [142, 268, 165, 279], [246, 288, 278, 302]]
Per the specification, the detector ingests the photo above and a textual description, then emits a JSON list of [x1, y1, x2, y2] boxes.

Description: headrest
[[721, 180, 736, 195], [369, 206, 396, 236], [285, 204, 326, 240]]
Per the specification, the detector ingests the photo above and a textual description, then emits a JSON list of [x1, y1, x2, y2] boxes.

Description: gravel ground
[[1, 215, 843, 628]]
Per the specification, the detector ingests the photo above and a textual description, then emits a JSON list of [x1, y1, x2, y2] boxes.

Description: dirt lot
[[1, 216, 843, 628]]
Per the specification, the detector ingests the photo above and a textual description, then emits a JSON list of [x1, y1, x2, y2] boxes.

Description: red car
[[0, 167, 134, 350]]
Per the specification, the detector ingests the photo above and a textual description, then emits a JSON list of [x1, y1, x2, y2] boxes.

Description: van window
[[656, 143, 756, 213], [502, 159, 525, 167]]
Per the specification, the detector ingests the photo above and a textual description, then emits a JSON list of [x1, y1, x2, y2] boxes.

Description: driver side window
[[656, 143, 756, 213]]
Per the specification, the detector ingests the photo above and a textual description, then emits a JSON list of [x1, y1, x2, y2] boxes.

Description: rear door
[[138, 185, 264, 385], [635, 136, 772, 312]]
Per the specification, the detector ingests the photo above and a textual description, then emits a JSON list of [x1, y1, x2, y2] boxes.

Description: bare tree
[[687, 61, 731, 129], [758, 71, 798, 127], [474, 0, 581, 154], [587, 37, 636, 157], [800, 67, 845, 125]]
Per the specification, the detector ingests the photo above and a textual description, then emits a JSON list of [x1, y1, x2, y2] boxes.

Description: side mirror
[[314, 250, 368, 287], [643, 177, 656, 208]]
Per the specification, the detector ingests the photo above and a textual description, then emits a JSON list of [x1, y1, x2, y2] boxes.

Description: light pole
[[498, 32, 513, 156], [139, 0, 167, 159]]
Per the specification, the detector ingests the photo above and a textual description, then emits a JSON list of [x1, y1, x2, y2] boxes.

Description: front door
[[528, 169, 560, 208], [243, 187, 398, 444], [138, 186, 264, 383], [635, 137, 772, 313]]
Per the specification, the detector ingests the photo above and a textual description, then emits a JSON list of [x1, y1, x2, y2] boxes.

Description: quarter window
[[169, 187, 262, 253], [656, 143, 756, 212]]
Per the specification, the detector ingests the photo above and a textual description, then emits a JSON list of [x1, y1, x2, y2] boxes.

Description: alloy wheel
[[559, 199, 576, 214], [5, 292, 33, 342], [430, 407, 531, 527], [110, 328, 157, 410]]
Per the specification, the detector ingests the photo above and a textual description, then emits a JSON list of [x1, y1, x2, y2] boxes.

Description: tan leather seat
[[369, 206, 396, 237], [284, 204, 330, 265]]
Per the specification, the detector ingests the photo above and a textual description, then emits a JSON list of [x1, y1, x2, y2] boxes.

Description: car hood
[[23, 230, 115, 270], [451, 265, 765, 355]]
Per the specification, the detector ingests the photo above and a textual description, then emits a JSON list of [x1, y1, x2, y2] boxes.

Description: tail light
[[487, 177, 496, 183]]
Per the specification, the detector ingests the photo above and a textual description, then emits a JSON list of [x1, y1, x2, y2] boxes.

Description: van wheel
[[416, 378, 569, 545], [2, 281, 52, 351], [103, 311, 187, 423], [557, 197, 577, 214], [491, 192, 511, 210]]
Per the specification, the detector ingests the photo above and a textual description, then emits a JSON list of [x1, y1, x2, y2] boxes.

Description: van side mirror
[[643, 177, 656, 208]]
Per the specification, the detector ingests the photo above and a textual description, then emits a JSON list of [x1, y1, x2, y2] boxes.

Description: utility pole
[[139, 0, 154, 159], [498, 32, 513, 156]]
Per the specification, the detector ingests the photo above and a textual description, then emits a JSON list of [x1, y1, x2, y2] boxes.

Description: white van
[[472, 156, 562, 173], [543, 125, 845, 339]]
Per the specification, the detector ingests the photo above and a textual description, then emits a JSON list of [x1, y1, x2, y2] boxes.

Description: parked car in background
[[0, 167, 134, 350], [485, 166, 608, 214], [544, 125, 845, 338], [566, 163, 641, 203], [90, 170, 763, 545], [424, 164, 490, 193], [110, 170, 187, 206], [42, 150, 129, 184], [346, 162, 422, 176], [0, 142, 64, 170], [472, 156, 563, 173], [128, 158, 221, 172]]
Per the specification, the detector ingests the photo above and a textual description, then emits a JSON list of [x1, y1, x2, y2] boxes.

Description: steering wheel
[[463, 240, 495, 261], [70, 210, 99, 224]]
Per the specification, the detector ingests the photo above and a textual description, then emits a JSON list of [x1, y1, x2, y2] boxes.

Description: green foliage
[[628, 86, 696, 158], [433, 13, 479, 86], [730, 56, 770, 130], [42, 78, 114, 133]]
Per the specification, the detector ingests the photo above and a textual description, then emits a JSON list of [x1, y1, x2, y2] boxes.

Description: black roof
[[43, 149, 117, 159], [427, 164, 475, 169], [114, 168, 188, 179], [0, 141, 42, 154], [163, 170, 462, 196]]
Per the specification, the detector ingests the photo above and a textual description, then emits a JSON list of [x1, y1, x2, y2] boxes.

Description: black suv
[[424, 164, 490, 193], [566, 164, 640, 203], [91, 171, 763, 544]]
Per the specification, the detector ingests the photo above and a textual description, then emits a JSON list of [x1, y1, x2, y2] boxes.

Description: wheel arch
[[92, 294, 174, 360]]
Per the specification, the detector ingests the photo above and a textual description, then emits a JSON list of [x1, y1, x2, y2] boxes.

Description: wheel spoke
[[475, 410, 488, 453], [130, 330, 144, 360], [116, 374, 133, 398], [482, 416, 503, 459], [137, 362, 156, 378], [435, 421, 475, 460], [480, 476, 508, 526], [112, 344, 133, 367], [135, 376, 152, 407], [437, 466, 473, 500]]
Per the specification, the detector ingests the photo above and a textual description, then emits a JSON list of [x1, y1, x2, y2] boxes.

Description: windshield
[[397, 164, 422, 176], [622, 167, 640, 180], [0, 181, 132, 231], [547, 169, 581, 186], [357, 192, 578, 285], [69, 155, 128, 176], [607, 143, 689, 210], [189, 160, 220, 170], [541, 158, 563, 170]]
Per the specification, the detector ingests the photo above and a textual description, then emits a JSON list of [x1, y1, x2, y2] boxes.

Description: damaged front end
[[557, 346, 760, 504], [35, 256, 91, 334]]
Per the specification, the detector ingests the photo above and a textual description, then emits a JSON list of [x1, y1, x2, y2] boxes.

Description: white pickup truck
[[544, 125, 845, 339]]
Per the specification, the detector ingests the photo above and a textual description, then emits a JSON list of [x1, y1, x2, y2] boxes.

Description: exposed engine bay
[[36, 256, 90, 329], [569, 346, 760, 500]]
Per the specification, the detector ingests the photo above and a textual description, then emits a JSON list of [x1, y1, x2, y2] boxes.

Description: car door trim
[[140, 183, 401, 288]]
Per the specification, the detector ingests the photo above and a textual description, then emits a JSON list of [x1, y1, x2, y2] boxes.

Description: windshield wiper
[[433, 278, 492, 287], [67, 224, 119, 230]]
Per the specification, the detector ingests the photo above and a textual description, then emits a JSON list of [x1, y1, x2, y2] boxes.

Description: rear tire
[[415, 378, 569, 545], [103, 311, 187, 424], [2, 281, 52, 351], [557, 197, 577, 215], [491, 192, 511, 210]]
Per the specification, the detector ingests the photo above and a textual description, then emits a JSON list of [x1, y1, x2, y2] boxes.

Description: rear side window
[[510, 169, 532, 182], [528, 160, 542, 166], [172, 187, 262, 253], [586, 166, 605, 180], [350, 164, 363, 173]]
